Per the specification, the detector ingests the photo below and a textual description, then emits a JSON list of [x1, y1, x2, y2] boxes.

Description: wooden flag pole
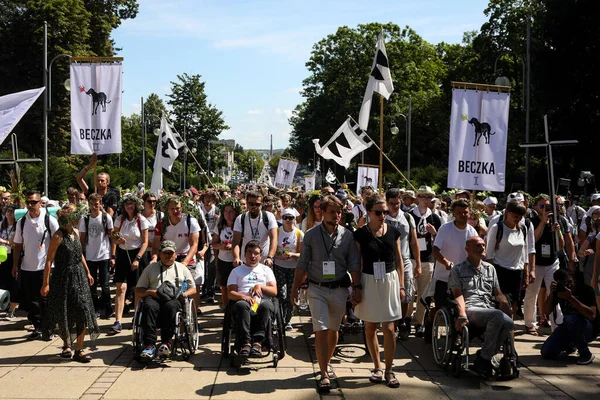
[[94, 164, 97, 193], [379, 95, 384, 191]]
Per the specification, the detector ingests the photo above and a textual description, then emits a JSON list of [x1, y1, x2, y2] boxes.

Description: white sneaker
[[157, 343, 171, 357]]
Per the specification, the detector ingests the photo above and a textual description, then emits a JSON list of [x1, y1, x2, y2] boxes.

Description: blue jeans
[[466, 307, 514, 360], [541, 314, 594, 359]]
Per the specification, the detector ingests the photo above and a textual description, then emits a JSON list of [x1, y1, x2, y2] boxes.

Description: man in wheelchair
[[227, 240, 277, 358], [448, 236, 514, 377], [135, 240, 197, 360]]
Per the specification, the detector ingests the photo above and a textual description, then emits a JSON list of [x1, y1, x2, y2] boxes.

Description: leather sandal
[[318, 376, 331, 394], [73, 349, 91, 363], [60, 346, 72, 358], [250, 342, 262, 357], [327, 363, 336, 378], [239, 344, 251, 357], [369, 368, 384, 383]]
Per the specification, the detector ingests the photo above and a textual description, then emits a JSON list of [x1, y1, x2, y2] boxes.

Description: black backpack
[[20, 211, 51, 249], [494, 214, 529, 251]]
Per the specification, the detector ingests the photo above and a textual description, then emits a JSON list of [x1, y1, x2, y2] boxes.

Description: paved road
[[0, 302, 599, 400]]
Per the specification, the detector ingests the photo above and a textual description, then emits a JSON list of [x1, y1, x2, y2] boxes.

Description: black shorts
[[217, 259, 235, 287], [114, 247, 147, 285], [494, 265, 523, 305]]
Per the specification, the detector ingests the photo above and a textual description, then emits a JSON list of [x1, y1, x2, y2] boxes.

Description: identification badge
[[322, 261, 336, 279], [417, 237, 427, 251], [541, 244, 551, 258], [373, 261, 386, 280]]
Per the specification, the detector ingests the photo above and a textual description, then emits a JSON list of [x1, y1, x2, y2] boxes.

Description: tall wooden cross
[[520, 115, 578, 249]]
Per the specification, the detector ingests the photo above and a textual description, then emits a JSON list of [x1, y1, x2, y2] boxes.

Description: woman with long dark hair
[[41, 203, 99, 362], [212, 198, 242, 306], [110, 193, 149, 334], [301, 193, 323, 232]]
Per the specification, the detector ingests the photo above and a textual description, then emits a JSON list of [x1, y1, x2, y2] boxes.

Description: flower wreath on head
[[118, 193, 143, 213], [218, 197, 243, 215], [157, 194, 202, 220], [58, 201, 90, 226]]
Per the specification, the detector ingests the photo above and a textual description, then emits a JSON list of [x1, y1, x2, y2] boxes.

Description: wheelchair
[[132, 296, 199, 362], [221, 297, 287, 369], [430, 295, 519, 380]]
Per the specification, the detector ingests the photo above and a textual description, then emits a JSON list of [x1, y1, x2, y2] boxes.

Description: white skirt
[[354, 271, 402, 323]]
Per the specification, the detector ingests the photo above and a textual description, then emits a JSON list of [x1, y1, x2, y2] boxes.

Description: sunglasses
[[372, 210, 389, 216], [26, 200, 40, 206], [146, 200, 157, 204], [248, 202, 262, 207], [282, 216, 295, 221]]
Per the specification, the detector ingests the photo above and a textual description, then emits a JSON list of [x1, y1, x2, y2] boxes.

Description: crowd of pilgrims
[[0, 159, 597, 391]]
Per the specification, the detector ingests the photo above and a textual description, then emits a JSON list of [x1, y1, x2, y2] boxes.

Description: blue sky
[[112, 0, 490, 149]]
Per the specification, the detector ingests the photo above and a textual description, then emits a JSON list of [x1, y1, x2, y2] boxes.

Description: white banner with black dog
[[447, 88, 509, 192], [274, 158, 297, 188], [70, 63, 122, 155], [357, 166, 378, 194]]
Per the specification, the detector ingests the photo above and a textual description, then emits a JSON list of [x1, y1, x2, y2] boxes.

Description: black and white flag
[[357, 166, 378, 194], [313, 117, 373, 169], [150, 116, 184, 195], [0, 87, 45, 146], [358, 33, 394, 131], [274, 158, 298, 188], [325, 168, 337, 184]]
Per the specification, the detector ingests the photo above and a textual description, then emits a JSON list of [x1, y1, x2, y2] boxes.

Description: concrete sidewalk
[[0, 304, 598, 400]]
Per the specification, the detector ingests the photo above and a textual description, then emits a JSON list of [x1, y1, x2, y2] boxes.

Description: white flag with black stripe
[[313, 117, 373, 169], [150, 116, 184, 196], [358, 33, 394, 131]]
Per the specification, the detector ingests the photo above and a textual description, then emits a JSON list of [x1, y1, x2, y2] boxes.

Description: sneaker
[[285, 323, 293, 331], [111, 321, 122, 333], [140, 345, 156, 360], [157, 343, 172, 357], [206, 297, 216, 305], [397, 324, 409, 341], [415, 324, 425, 338], [26, 330, 41, 340], [576, 353, 595, 365]]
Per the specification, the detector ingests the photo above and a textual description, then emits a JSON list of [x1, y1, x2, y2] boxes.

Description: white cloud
[[275, 108, 293, 119], [246, 109, 264, 115]]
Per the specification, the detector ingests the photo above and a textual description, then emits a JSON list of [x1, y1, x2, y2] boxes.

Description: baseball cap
[[586, 206, 600, 217], [189, 188, 199, 196], [335, 189, 348, 201], [160, 240, 177, 253], [483, 196, 498, 206], [507, 192, 524, 202], [282, 208, 299, 217], [591, 193, 600, 202]]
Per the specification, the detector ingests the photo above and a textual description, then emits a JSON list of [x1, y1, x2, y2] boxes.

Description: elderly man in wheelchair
[[444, 236, 516, 379], [227, 240, 277, 360], [134, 240, 197, 361]]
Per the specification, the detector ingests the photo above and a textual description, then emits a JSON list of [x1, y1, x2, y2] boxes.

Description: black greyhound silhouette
[[85, 88, 111, 115], [468, 117, 495, 146], [363, 176, 373, 186], [283, 169, 290, 180]]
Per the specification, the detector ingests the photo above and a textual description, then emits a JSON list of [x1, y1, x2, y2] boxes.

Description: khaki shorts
[[307, 284, 348, 331]]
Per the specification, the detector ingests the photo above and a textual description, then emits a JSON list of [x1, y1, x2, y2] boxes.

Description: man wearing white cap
[[483, 196, 501, 225]]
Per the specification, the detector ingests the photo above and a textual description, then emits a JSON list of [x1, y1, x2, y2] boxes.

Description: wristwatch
[[352, 283, 363, 290], [135, 255, 142, 261], [110, 254, 116, 260]]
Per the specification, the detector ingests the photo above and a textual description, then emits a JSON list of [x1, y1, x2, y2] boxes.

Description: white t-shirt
[[213, 224, 234, 262], [485, 222, 528, 270], [432, 221, 478, 282], [14, 211, 59, 271], [352, 203, 367, 224], [301, 218, 321, 233], [144, 211, 162, 245], [154, 215, 201, 254], [233, 211, 278, 262], [226, 263, 276, 295], [0, 224, 15, 255], [114, 215, 150, 250], [275, 227, 304, 269], [488, 212, 536, 255], [201, 203, 218, 234], [78, 213, 114, 262]]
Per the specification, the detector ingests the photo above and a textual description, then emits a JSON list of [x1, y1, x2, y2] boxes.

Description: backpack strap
[[262, 210, 270, 230], [84, 215, 90, 245], [494, 221, 504, 251]]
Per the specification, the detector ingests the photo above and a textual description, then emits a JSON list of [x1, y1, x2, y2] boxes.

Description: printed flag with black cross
[[358, 32, 394, 131], [150, 116, 184, 196], [313, 117, 373, 169]]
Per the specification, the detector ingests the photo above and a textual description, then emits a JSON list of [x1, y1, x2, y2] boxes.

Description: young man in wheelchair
[[135, 240, 197, 360], [227, 240, 277, 358], [448, 236, 514, 377]]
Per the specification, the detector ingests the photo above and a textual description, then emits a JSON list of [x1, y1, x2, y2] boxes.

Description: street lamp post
[[391, 95, 412, 181], [43, 21, 71, 195]]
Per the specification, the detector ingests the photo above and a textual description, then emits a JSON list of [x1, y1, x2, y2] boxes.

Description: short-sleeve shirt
[[213, 224, 234, 262], [432, 221, 478, 282], [485, 222, 528, 270], [448, 259, 499, 309], [113, 215, 150, 250], [233, 211, 278, 262], [14, 211, 59, 271], [226, 263, 276, 295], [78, 213, 114, 262], [136, 261, 196, 291], [354, 224, 400, 274], [409, 207, 442, 262], [154, 215, 200, 254], [385, 212, 413, 267], [275, 227, 304, 269]]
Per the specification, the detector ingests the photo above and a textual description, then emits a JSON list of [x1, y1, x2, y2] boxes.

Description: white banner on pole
[[304, 175, 315, 192], [70, 63, 122, 155], [357, 166, 378, 194], [274, 158, 298, 188], [150, 116, 184, 196], [447, 89, 509, 192], [0, 87, 45, 147]]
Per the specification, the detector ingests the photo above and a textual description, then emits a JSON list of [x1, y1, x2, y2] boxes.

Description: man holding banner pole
[[76, 154, 118, 217]]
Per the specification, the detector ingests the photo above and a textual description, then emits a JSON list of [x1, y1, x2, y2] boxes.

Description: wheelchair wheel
[[131, 301, 144, 358], [432, 308, 452, 366], [273, 299, 287, 360], [186, 298, 199, 355], [221, 303, 233, 357]]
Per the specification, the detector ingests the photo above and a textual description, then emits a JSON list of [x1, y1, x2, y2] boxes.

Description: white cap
[[138, 182, 145, 187], [46, 200, 58, 207], [41, 196, 49, 203], [587, 206, 600, 217], [591, 193, 600, 202], [507, 192, 524, 202], [483, 196, 498, 206], [282, 208, 299, 217]]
